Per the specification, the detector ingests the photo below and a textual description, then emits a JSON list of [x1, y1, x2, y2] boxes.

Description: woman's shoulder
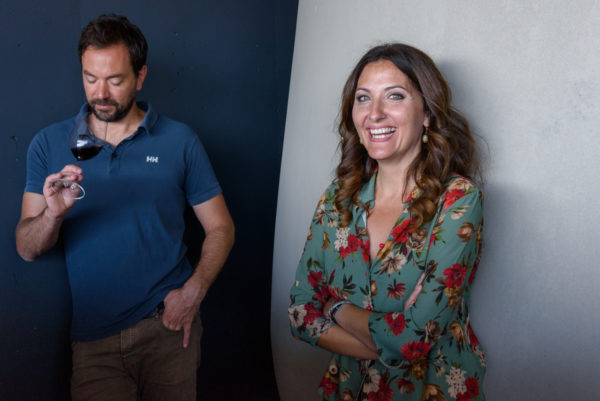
[[442, 173, 482, 196], [316, 179, 341, 205], [438, 173, 484, 210]]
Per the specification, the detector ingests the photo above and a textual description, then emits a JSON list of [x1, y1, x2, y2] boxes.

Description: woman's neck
[[375, 164, 415, 204]]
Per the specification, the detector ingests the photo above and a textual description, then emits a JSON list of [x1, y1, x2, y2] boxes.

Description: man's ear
[[136, 65, 148, 91]]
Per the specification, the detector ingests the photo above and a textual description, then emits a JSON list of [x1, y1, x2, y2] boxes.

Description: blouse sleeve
[[288, 191, 334, 346], [367, 186, 484, 366]]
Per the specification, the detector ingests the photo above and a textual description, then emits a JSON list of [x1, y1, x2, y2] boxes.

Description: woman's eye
[[356, 94, 369, 102], [389, 93, 405, 100]]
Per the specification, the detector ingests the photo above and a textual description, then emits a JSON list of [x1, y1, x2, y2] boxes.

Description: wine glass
[[50, 113, 104, 200]]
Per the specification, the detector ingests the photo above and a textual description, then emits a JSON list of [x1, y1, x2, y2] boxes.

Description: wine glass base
[[50, 178, 85, 200]]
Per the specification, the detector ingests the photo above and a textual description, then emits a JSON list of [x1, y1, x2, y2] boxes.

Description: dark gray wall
[[0, 1, 297, 400]]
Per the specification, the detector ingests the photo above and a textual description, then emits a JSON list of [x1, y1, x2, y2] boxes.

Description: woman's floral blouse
[[289, 173, 486, 401]]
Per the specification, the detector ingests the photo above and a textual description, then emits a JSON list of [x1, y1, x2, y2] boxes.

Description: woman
[[289, 43, 486, 401]]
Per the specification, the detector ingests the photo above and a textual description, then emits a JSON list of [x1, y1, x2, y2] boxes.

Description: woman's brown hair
[[335, 43, 480, 228]]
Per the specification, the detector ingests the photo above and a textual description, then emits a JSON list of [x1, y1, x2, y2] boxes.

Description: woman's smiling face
[[352, 59, 429, 168]]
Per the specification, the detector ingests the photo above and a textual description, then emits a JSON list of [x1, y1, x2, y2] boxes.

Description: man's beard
[[90, 95, 136, 122]]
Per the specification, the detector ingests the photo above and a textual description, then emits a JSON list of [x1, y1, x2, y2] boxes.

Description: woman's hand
[[323, 296, 337, 319]]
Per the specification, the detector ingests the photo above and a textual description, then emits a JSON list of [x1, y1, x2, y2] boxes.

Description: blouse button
[[361, 369, 366, 375], [379, 243, 384, 249], [366, 306, 372, 311]]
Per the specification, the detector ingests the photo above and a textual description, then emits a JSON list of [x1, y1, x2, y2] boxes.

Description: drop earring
[[422, 126, 429, 144]]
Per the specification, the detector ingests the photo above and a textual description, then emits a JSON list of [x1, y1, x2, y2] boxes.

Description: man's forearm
[[16, 208, 63, 261], [185, 223, 235, 295]]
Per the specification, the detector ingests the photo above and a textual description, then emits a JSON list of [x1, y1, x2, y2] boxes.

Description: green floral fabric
[[289, 173, 486, 401]]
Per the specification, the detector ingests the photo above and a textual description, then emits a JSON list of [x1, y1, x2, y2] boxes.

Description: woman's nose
[[368, 99, 385, 121]]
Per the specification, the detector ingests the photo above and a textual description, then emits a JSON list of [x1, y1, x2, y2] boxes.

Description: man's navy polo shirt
[[25, 102, 222, 341]]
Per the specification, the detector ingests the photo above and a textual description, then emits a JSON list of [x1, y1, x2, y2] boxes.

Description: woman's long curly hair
[[335, 43, 481, 228]]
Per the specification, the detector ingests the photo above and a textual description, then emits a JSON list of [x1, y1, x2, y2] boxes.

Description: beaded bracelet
[[328, 300, 350, 325]]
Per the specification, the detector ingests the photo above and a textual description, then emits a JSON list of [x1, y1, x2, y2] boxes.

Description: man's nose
[[96, 81, 110, 99]]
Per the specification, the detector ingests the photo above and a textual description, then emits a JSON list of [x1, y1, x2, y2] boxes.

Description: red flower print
[[303, 303, 323, 324], [361, 240, 370, 262], [443, 264, 467, 288], [396, 379, 415, 394], [318, 376, 337, 396], [313, 285, 329, 304], [384, 312, 406, 335], [429, 231, 437, 248], [308, 271, 323, 288], [467, 322, 479, 348], [367, 378, 394, 401], [347, 234, 360, 252], [339, 235, 369, 261], [400, 341, 432, 361], [443, 189, 466, 210], [465, 377, 479, 396], [339, 246, 351, 259], [457, 377, 479, 400], [387, 282, 406, 300], [392, 219, 412, 243], [327, 285, 339, 300]]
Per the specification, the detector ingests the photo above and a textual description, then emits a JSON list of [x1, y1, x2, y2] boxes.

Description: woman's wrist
[[328, 300, 350, 325]]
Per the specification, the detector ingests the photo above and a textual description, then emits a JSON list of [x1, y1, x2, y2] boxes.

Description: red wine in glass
[[50, 113, 104, 199], [71, 140, 102, 161]]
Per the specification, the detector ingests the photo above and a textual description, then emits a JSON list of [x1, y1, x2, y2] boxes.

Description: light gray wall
[[271, 1, 600, 400]]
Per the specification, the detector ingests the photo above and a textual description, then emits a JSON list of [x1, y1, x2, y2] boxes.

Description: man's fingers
[[182, 322, 191, 348], [162, 314, 180, 331], [61, 164, 83, 176], [165, 323, 182, 331]]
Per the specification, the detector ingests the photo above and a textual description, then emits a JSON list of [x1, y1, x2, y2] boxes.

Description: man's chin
[[92, 108, 117, 122], [89, 98, 135, 123]]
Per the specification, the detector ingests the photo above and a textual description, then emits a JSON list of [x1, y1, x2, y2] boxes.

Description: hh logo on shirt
[[146, 156, 159, 163]]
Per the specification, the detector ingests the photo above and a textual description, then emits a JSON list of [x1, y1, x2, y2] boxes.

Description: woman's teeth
[[369, 127, 395, 138]]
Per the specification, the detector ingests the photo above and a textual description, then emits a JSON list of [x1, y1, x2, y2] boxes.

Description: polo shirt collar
[[137, 102, 158, 135]]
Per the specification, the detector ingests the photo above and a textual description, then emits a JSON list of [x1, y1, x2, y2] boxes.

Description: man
[[15, 14, 234, 401]]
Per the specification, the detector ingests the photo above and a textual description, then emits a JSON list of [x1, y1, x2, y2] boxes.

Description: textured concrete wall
[[272, 1, 600, 400]]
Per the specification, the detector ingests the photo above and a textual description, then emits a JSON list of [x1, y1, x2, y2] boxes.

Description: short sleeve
[[24, 132, 49, 195], [368, 185, 484, 366], [184, 135, 222, 205]]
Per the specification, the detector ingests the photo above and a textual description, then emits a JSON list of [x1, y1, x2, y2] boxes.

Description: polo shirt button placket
[[109, 151, 118, 175]]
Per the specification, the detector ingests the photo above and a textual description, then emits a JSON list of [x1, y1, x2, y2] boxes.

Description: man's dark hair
[[78, 14, 148, 74]]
